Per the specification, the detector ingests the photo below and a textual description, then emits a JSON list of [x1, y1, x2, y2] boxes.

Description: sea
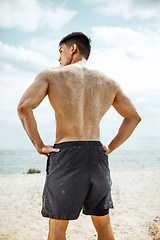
[[0, 149, 160, 175]]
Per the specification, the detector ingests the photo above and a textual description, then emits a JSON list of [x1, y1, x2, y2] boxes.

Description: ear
[[70, 44, 78, 55]]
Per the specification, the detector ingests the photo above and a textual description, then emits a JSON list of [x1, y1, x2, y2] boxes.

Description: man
[[17, 32, 141, 240]]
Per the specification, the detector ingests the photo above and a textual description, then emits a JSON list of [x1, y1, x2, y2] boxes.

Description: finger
[[38, 151, 48, 157], [52, 148, 60, 152], [102, 144, 107, 150], [49, 147, 60, 152], [41, 151, 49, 157]]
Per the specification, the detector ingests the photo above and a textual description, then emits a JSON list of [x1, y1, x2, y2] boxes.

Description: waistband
[[53, 140, 102, 149]]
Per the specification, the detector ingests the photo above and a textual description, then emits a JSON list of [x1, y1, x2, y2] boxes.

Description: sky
[[0, 0, 160, 151]]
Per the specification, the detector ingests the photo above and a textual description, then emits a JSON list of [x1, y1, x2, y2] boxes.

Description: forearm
[[18, 108, 44, 152], [108, 117, 141, 153]]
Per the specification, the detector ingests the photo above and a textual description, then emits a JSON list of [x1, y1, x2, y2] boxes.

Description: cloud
[[88, 26, 160, 91], [85, 0, 160, 19], [135, 98, 147, 103], [41, 6, 77, 31], [0, 0, 77, 32], [92, 26, 148, 49], [0, 41, 52, 72], [22, 37, 60, 63]]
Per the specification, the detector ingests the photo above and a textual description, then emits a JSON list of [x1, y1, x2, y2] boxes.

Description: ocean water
[[0, 149, 160, 175]]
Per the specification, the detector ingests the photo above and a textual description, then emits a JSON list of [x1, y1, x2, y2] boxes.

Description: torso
[[46, 61, 117, 143]]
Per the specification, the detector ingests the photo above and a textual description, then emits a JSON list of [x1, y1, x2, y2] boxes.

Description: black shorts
[[41, 141, 113, 220]]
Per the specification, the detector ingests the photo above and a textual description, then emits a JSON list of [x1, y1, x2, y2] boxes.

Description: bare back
[[47, 62, 117, 143]]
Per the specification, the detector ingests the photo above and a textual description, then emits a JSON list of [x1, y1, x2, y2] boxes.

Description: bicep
[[112, 87, 138, 119], [18, 76, 48, 110]]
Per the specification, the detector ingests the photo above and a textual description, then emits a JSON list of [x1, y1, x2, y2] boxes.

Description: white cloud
[[85, 0, 160, 19], [0, 60, 56, 150], [0, 0, 42, 31], [0, 40, 53, 128], [92, 26, 149, 49], [135, 98, 147, 103], [22, 37, 60, 64], [0, 65, 35, 114], [88, 26, 160, 91], [41, 6, 77, 31], [0, 41, 52, 72], [0, 0, 77, 32]]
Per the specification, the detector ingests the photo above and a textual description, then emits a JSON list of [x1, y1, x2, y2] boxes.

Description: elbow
[[126, 113, 141, 126], [17, 104, 24, 118], [134, 113, 141, 125], [17, 103, 29, 118], [137, 113, 141, 123]]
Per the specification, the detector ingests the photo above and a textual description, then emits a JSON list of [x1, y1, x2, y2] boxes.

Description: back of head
[[59, 32, 91, 60]]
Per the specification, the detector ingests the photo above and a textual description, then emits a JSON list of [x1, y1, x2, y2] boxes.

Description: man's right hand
[[37, 145, 60, 157], [102, 144, 111, 154]]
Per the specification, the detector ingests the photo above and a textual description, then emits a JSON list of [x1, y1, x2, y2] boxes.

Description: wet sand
[[0, 168, 160, 240]]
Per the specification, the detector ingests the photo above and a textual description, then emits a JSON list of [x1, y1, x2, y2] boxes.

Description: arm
[[17, 72, 60, 156], [103, 85, 141, 154]]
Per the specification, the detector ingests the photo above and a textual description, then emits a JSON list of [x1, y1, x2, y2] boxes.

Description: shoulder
[[98, 70, 123, 93], [35, 67, 61, 83], [92, 68, 120, 90]]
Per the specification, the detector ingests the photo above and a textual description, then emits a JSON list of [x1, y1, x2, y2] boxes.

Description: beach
[[0, 168, 160, 240]]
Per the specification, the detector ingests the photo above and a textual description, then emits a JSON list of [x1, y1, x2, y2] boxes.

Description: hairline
[[59, 33, 91, 59], [59, 42, 79, 52]]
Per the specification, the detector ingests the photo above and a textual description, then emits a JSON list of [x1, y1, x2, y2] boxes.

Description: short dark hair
[[59, 32, 91, 60]]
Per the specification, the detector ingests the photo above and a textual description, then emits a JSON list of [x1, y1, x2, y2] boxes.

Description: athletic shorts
[[41, 141, 113, 220]]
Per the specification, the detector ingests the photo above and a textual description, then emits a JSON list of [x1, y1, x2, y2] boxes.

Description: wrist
[[108, 145, 113, 154], [36, 142, 45, 153]]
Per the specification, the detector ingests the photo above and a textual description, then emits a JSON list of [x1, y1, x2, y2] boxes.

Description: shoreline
[[0, 166, 160, 176], [0, 168, 160, 239], [1, 149, 160, 175]]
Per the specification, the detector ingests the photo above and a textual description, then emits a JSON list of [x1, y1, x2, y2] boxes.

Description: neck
[[71, 58, 87, 68], [71, 55, 86, 64]]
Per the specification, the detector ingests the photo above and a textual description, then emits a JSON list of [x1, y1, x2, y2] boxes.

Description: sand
[[0, 168, 160, 240]]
